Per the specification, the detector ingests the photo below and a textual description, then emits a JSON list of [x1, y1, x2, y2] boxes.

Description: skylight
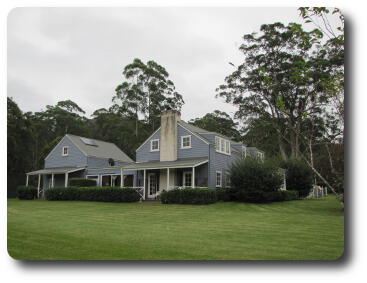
[[80, 137, 98, 146]]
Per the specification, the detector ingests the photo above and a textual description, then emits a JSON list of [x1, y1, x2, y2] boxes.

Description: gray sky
[[7, 7, 333, 121]]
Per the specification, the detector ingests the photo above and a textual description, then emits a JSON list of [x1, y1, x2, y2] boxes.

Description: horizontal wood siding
[[208, 145, 238, 188], [45, 136, 87, 168], [177, 125, 209, 159], [136, 129, 161, 162]]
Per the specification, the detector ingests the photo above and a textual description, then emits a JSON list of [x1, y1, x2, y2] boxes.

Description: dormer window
[[181, 135, 191, 149], [215, 136, 231, 155], [62, 146, 69, 156], [150, 139, 160, 152]]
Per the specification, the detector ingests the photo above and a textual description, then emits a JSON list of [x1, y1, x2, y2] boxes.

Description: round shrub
[[281, 159, 313, 198], [230, 157, 283, 202], [16, 185, 37, 200], [69, 178, 96, 187], [160, 188, 217, 204]]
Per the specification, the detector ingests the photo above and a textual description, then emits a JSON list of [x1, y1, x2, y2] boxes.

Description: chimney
[[160, 110, 181, 162]]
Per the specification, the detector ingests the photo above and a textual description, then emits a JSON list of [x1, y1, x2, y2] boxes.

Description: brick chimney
[[160, 110, 181, 161]]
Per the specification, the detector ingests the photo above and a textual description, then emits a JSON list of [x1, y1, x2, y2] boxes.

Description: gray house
[[121, 110, 264, 199], [26, 110, 264, 199], [26, 134, 137, 197]]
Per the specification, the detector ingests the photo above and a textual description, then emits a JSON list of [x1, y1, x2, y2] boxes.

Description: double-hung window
[[150, 139, 160, 152], [181, 135, 191, 149], [62, 146, 69, 156]]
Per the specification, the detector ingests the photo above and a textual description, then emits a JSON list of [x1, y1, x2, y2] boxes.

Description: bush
[[160, 188, 217, 204], [229, 157, 284, 202], [45, 186, 140, 202], [16, 185, 38, 200], [69, 178, 97, 187], [215, 188, 231, 202], [281, 159, 313, 198], [236, 190, 299, 203]]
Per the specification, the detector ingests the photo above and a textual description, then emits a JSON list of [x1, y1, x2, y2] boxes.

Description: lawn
[[7, 196, 344, 260]]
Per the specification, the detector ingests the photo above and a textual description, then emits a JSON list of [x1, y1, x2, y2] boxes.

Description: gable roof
[[66, 134, 133, 163]]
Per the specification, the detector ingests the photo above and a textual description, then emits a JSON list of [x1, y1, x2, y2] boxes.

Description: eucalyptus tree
[[113, 58, 184, 135], [189, 110, 242, 141], [216, 22, 343, 193]]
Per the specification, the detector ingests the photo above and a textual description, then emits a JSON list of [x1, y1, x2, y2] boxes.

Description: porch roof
[[122, 157, 208, 170], [26, 166, 86, 175]]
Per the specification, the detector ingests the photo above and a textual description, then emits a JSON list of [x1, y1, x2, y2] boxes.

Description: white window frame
[[150, 139, 160, 152], [216, 171, 222, 188], [215, 136, 231, 155], [62, 146, 69, 156], [183, 171, 192, 188], [181, 135, 192, 149]]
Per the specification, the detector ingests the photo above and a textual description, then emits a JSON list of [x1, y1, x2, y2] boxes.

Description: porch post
[[51, 173, 54, 188], [192, 166, 195, 188], [143, 169, 146, 200], [37, 174, 41, 198], [26, 174, 29, 186], [167, 168, 170, 191], [65, 173, 68, 187], [120, 167, 124, 188]]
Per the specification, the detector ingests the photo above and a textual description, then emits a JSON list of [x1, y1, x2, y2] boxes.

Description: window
[[62, 146, 69, 156], [215, 136, 231, 155], [216, 171, 222, 187], [181, 135, 191, 149], [183, 172, 192, 188], [150, 139, 159, 151]]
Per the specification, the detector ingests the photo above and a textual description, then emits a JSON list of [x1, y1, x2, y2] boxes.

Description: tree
[[113, 58, 184, 134], [216, 22, 343, 194], [7, 98, 33, 197], [189, 110, 241, 141], [216, 22, 338, 159]]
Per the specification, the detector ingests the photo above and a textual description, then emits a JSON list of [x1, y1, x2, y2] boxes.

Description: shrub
[[16, 185, 38, 200], [280, 159, 313, 198], [160, 188, 217, 204], [215, 188, 231, 202], [229, 157, 284, 202], [235, 190, 299, 203], [69, 178, 96, 187], [45, 186, 140, 202]]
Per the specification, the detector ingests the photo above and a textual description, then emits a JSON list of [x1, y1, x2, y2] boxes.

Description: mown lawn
[[7, 196, 344, 260]]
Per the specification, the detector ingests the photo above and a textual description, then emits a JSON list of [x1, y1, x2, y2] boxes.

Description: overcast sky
[[7, 7, 334, 121]]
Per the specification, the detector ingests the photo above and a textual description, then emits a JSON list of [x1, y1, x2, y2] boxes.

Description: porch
[[122, 157, 209, 200]]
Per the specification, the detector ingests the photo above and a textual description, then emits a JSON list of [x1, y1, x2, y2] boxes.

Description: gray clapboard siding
[[136, 129, 161, 162], [177, 125, 209, 159], [45, 136, 87, 168]]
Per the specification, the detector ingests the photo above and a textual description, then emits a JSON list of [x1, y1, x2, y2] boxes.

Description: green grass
[[7, 196, 344, 260]]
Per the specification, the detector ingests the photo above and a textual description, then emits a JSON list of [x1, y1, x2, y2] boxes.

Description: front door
[[183, 171, 192, 188], [148, 173, 157, 198]]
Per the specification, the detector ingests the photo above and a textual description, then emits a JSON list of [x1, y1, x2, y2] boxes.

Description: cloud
[[8, 7, 321, 121]]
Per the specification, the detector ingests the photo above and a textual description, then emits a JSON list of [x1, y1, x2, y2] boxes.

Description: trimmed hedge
[[69, 178, 97, 187], [215, 188, 231, 202], [45, 186, 140, 202], [160, 188, 217, 204], [16, 185, 37, 200], [236, 190, 299, 203]]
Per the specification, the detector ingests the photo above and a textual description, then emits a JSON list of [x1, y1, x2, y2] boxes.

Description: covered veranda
[[26, 167, 86, 197], [122, 157, 209, 200]]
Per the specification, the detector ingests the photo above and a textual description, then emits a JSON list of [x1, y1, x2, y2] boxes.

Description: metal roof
[[27, 167, 86, 175], [66, 134, 133, 163], [122, 157, 208, 170]]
